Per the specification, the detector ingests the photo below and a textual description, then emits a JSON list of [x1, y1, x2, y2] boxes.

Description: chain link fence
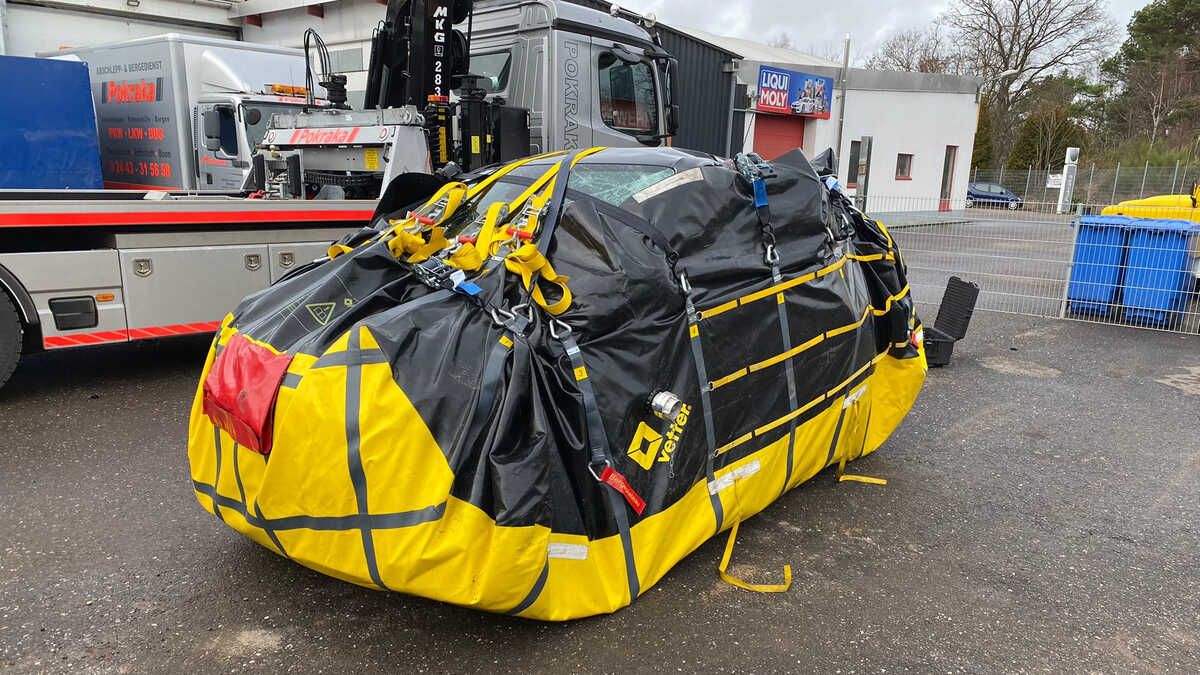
[[868, 195, 1200, 335], [971, 163, 1199, 205]]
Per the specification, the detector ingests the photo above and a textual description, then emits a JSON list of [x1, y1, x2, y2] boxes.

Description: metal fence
[[868, 195, 1200, 335], [972, 163, 1198, 204]]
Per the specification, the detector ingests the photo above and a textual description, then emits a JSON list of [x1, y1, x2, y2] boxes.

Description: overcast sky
[[613, 0, 1148, 64]]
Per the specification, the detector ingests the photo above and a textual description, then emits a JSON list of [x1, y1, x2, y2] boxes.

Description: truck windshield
[[242, 103, 306, 149], [598, 53, 658, 135], [467, 51, 512, 93]]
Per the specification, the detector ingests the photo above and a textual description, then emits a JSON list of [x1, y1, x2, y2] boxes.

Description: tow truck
[[0, 0, 676, 390]]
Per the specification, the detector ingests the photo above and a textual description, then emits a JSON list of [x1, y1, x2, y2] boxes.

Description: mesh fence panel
[[970, 164, 1198, 204], [867, 195, 1200, 335]]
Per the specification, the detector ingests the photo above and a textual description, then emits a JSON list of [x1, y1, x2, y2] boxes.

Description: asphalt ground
[[1, 311, 1198, 673]]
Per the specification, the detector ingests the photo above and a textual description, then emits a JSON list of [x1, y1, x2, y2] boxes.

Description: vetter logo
[[104, 79, 162, 104], [757, 68, 791, 113], [626, 403, 692, 470]]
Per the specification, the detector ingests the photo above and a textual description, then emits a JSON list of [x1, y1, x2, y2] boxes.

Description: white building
[[688, 28, 982, 210]]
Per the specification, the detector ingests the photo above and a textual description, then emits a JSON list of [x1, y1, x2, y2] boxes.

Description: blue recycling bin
[[1121, 219, 1199, 326], [1067, 216, 1132, 315]]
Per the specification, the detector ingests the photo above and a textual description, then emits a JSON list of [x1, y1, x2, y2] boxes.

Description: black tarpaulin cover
[[187, 146, 926, 620]]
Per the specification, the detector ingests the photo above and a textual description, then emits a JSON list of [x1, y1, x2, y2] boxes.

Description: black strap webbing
[[559, 331, 640, 603], [682, 280, 725, 534]]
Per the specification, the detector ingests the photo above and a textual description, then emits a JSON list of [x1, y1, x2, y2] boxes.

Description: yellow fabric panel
[[256, 333, 359, 520], [863, 344, 927, 456], [372, 498, 549, 612], [355, 329, 455, 514], [275, 529, 378, 588], [730, 432, 791, 518], [785, 400, 845, 491], [527, 533, 631, 620]]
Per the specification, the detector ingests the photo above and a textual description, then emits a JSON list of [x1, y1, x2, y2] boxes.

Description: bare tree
[[767, 32, 794, 50], [941, 0, 1116, 167], [866, 27, 967, 74]]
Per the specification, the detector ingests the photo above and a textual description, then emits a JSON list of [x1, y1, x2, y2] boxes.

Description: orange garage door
[[753, 114, 805, 160]]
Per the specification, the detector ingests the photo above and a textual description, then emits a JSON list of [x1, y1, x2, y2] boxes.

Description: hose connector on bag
[[649, 390, 684, 421]]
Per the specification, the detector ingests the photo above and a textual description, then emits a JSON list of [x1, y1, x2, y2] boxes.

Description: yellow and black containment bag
[[187, 147, 926, 620]]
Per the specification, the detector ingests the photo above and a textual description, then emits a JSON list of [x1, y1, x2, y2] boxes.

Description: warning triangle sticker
[[306, 302, 336, 325]]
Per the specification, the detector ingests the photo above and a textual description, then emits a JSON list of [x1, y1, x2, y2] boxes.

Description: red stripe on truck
[[43, 320, 221, 349], [0, 209, 374, 228]]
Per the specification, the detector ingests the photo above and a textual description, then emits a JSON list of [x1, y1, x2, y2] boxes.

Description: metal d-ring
[[511, 302, 535, 322], [549, 317, 571, 339], [489, 306, 514, 326], [765, 244, 780, 265]]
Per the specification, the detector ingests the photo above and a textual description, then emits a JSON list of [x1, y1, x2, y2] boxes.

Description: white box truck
[[50, 34, 317, 191]]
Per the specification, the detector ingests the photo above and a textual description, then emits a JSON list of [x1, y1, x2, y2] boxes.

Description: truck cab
[[469, 0, 678, 153], [197, 91, 317, 191]]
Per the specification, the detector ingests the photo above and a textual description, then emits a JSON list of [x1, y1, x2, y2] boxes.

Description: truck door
[[588, 38, 663, 149], [551, 32, 593, 151], [197, 103, 250, 190]]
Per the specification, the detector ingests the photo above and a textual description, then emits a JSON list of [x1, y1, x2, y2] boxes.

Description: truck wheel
[[0, 292, 22, 391]]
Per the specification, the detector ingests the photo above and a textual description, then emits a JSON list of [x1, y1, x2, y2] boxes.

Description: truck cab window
[[467, 51, 512, 93], [598, 53, 658, 135], [242, 103, 301, 150], [216, 107, 238, 157]]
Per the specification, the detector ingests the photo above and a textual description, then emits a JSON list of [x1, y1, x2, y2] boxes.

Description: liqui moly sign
[[755, 65, 834, 119], [757, 67, 791, 114]]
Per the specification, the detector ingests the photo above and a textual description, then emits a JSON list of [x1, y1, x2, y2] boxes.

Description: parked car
[[966, 182, 1023, 209]]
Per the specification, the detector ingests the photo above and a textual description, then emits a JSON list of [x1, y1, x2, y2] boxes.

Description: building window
[[328, 48, 364, 73], [598, 52, 658, 134], [846, 140, 862, 187], [896, 153, 913, 180]]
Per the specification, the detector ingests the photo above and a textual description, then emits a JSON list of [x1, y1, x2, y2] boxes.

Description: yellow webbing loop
[[406, 227, 449, 264], [327, 243, 353, 259], [718, 521, 792, 593], [446, 243, 485, 271], [387, 230, 426, 259], [504, 243, 573, 315]]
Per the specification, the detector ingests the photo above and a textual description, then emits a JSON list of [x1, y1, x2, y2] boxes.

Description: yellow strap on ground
[[718, 521, 793, 593], [327, 243, 353, 259], [838, 474, 888, 485], [835, 417, 887, 485], [504, 243, 573, 315]]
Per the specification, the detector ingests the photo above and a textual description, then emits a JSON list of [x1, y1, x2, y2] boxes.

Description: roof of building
[[567, 0, 741, 57], [677, 27, 840, 67]]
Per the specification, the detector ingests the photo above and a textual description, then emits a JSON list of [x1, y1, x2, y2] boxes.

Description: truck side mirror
[[666, 103, 680, 137], [202, 109, 222, 152]]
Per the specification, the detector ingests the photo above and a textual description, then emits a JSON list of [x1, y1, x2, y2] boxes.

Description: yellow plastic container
[[1101, 185, 1200, 221]]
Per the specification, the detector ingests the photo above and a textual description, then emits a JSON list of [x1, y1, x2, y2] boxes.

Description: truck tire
[[0, 292, 22, 391]]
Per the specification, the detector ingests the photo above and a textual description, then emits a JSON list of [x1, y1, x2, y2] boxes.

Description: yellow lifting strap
[[327, 243, 354, 259], [718, 520, 793, 593], [387, 229, 427, 259], [406, 227, 450, 264], [503, 243, 573, 315], [835, 440, 888, 485]]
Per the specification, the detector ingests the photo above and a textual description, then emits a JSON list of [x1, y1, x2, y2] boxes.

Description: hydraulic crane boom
[[364, 0, 471, 110]]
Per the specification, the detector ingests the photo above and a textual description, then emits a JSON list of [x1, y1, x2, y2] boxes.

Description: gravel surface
[[1, 312, 1197, 673]]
